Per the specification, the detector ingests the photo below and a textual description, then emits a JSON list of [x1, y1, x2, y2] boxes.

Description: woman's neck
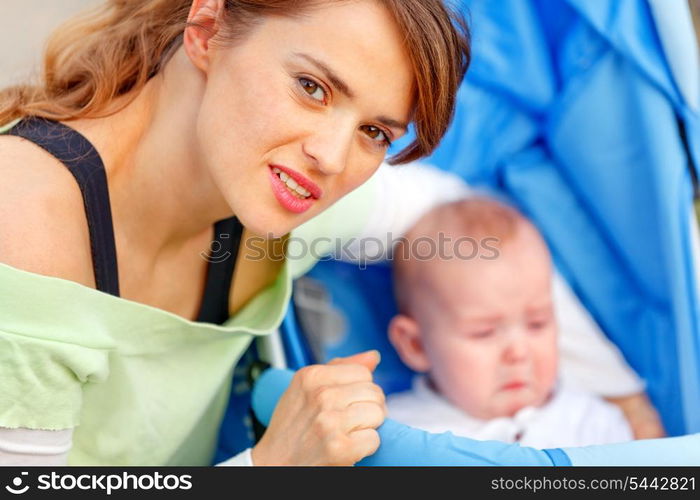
[[65, 49, 234, 261]]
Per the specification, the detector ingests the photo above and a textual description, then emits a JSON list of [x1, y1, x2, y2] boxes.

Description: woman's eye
[[299, 77, 326, 102], [360, 125, 392, 147]]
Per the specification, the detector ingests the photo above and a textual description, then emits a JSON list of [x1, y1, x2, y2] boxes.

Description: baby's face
[[417, 229, 558, 419]]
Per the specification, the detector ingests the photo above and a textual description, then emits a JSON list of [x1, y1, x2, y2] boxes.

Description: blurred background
[[694, 0, 700, 47], [0, 0, 99, 88]]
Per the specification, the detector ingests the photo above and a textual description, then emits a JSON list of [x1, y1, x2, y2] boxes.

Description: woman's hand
[[251, 350, 386, 465]]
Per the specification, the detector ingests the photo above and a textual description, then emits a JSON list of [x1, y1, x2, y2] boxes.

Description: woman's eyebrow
[[293, 52, 409, 133], [293, 52, 355, 98], [377, 116, 408, 133]]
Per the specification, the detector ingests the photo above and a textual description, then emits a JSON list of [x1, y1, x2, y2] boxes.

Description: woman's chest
[[117, 229, 286, 321]]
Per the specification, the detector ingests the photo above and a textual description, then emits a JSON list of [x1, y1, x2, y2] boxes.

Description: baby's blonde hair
[[393, 197, 535, 314]]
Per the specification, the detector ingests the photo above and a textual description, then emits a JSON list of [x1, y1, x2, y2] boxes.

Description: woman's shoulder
[[0, 135, 94, 286]]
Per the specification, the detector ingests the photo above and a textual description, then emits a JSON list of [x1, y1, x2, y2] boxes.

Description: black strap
[[197, 217, 244, 324], [4, 117, 121, 296]]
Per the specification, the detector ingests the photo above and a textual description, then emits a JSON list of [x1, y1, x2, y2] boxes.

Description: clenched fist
[[251, 351, 386, 465]]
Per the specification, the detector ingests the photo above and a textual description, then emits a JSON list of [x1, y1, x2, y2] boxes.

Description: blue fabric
[[418, 0, 700, 435], [251, 369, 294, 427], [358, 420, 554, 466], [646, 0, 699, 110], [544, 448, 572, 466], [563, 434, 700, 466]]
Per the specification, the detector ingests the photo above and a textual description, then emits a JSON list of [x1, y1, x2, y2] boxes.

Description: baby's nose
[[502, 332, 530, 363]]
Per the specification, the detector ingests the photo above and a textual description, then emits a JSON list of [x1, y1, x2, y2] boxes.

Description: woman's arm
[[0, 142, 113, 466], [0, 135, 95, 286]]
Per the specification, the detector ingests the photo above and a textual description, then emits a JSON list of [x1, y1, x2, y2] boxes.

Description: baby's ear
[[388, 315, 431, 372]]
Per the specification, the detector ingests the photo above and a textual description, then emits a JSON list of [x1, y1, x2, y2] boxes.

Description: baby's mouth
[[502, 381, 527, 391]]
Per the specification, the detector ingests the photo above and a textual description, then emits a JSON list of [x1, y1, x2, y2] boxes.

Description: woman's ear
[[388, 314, 431, 372], [184, 0, 226, 73]]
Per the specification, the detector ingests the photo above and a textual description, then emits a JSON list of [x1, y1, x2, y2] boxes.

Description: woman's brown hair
[[0, 0, 470, 164]]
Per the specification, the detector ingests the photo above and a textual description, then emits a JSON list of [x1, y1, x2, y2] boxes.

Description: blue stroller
[[218, 0, 700, 465]]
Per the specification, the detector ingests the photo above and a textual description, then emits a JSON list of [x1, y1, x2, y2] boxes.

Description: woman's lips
[[268, 165, 318, 214], [270, 164, 322, 199]]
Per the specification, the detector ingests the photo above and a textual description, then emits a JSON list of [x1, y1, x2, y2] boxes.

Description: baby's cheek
[[534, 341, 559, 395], [454, 380, 500, 419], [439, 351, 497, 417], [469, 361, 508, 417]]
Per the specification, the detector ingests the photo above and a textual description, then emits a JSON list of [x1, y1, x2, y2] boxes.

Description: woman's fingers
[[253, 353, 386, 465], [316, 427, 382, 466], [309, 382, 386, 413], [327, 350, 381, 373], [295, 363, 373, 390], [343, 401, 386, 432], [347, 428, 381, 462], [312, 401, 385, 436]]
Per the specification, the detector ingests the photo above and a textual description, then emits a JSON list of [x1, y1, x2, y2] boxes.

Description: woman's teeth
[[272, 167, 312, 199]]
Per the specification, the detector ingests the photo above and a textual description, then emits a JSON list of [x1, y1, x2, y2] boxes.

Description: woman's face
[[194, 0, 414, 237]]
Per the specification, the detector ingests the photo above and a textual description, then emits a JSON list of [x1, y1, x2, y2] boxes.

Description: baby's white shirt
[[387, 376, 633, 449]]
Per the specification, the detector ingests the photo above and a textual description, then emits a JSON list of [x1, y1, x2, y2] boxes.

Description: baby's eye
[[360, 125, 392, 147], [299, 77, 326, 103], [470, 329, 496, 339], [527, 320, 549, 332]]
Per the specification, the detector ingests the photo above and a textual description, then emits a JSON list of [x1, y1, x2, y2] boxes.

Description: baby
[[386, 198, 633, 447]]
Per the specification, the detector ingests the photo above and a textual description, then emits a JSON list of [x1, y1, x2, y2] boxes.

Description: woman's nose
[[302, 123, 354, 176]]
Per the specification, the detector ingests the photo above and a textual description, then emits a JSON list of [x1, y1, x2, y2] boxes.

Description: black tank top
[[2, 117, 243, 324]]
